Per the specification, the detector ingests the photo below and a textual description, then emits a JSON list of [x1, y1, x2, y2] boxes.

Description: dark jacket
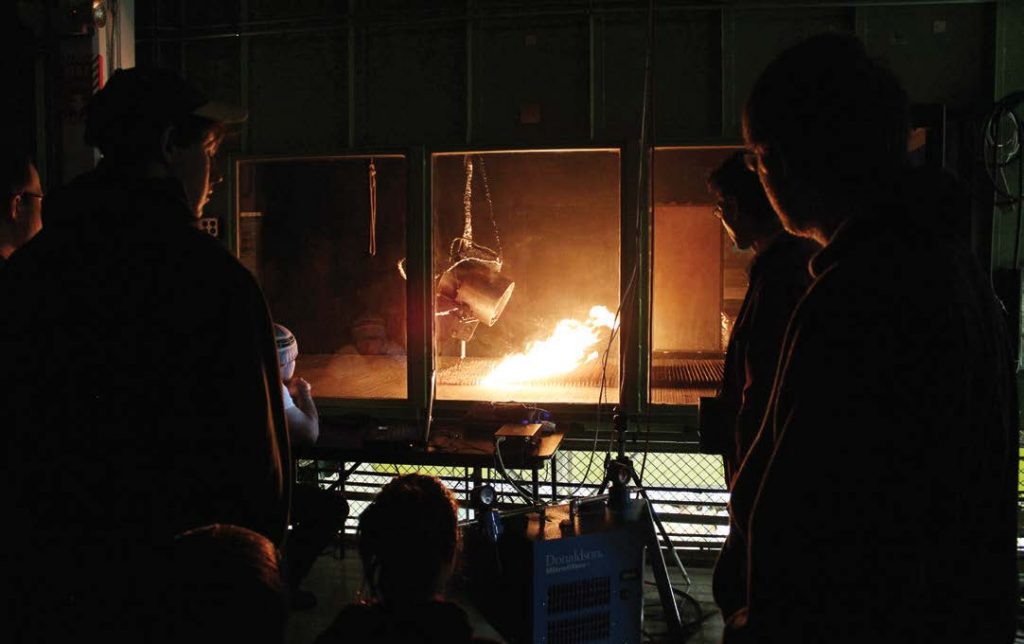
[[710, 233, 815, 620], [724, 207, 1018, 643], [0, 167, 290, 638], [717, 233, 816, 479]]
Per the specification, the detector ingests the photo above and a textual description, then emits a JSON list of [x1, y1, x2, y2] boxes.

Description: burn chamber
[[236, 154, 409, 399], [650, 146, 752, 405], [432, 149, 621, 404]]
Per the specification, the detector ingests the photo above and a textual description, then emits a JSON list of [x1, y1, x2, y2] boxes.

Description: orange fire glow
[[481, 305, 619, 388]]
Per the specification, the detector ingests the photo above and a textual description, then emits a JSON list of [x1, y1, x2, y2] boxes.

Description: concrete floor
[[285, 543, 724, 644]]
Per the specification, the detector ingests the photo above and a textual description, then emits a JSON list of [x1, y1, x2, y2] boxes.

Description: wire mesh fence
[[297, 442, 731, 553]]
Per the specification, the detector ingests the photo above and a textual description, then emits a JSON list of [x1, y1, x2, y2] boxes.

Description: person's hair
[[160, 524, 287, 644], [707, 151, 779, 229], [358, 474, 460, 604], [170, 114, 226, 151], [2, 152, 33, 197], [92, 113, 223, 164], [743, 33, 909, 199]]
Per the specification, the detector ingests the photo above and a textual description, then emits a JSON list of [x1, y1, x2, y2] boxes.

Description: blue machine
[[465, 502, 647, 644]]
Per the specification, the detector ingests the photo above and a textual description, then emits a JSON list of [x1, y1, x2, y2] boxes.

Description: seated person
[[316, 474, 495, 644], [158, 524, 288, 644], [276, 323, 319, 445], [340, 312, 405, 357], [274, 324, 349, 610]]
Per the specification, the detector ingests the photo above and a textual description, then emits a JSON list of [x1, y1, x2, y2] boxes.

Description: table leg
[[471, 467, 483, 519], [532, 467, 540, 502], [550, 454, 558, 502]]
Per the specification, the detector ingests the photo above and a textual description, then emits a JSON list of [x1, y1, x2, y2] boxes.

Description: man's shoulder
[[176, 227, 253, 280], [796, 223, 990, 340]]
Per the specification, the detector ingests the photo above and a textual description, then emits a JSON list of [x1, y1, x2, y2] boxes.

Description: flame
[[481, 305, 618, 388]]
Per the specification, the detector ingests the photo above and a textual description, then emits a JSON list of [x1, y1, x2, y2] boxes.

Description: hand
[[284, 376, 312, 397]]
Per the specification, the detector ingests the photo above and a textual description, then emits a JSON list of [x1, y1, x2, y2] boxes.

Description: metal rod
[[644, 499, 685, 640], [137, 0, 996, 44], [240, 0, 250, 154], [465, 0, 474, 144], [137, 0, 997, 45], [588, 6, 596, 142], [634, 477, 692, 586], [347, 0, 356, 148]]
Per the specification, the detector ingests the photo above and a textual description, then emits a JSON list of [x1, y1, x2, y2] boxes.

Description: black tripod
[[599, 410, 692, 642]]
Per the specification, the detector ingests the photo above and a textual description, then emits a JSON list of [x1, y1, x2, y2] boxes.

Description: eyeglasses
[[713, 199, 736, 220], [17, 191, 44, 201], [742, 151, 759, 173]]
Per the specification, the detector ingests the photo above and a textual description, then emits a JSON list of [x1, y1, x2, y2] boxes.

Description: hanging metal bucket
[[439, 259, 515, 327]]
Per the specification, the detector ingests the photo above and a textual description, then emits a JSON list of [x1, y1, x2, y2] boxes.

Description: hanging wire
[[368, 158, 378, 255]]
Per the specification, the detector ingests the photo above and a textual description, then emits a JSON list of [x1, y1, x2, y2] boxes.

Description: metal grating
[[547, 577, 611, 615], [301, 440, 731, 553], [437, 357, 618, 389], [437, 357, 723, 390], [547, 611, 610, 644], [649, 359, 724, 388]]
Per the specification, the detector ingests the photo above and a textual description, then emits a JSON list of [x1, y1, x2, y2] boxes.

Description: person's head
[[161, 524, 287, 644], [84, 67, 246, 217], [708, 151, 781, 250], [351, 313, 388, 356], [274, 323, 298, 381], [2, 153, 42, 258], [743, 34, 909, 243], [358, 474, 460, 604]]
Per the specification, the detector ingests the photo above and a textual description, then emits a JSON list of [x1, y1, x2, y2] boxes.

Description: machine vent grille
[[546, 611, 611, 644], [547, 576, 611, 614]]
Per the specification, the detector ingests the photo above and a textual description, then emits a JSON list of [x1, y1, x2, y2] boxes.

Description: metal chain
[[462, 155, 474, 243], [476, 155, 503, 260]]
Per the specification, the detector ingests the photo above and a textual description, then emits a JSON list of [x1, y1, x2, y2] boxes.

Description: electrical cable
[[493, 436, 539, 506], [642, 580, 713, 635], [982, 92, 1024, 267]]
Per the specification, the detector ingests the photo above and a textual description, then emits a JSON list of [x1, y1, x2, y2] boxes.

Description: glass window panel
[[431, 149, 620, 404], [237, 155, 408, 399], [651, 146, 751, 406]]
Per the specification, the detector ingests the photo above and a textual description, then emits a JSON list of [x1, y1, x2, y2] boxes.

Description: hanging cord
[[368, 157, 377, 256], [984, 93, 1024, 204], [982, 92, 1024, 267]]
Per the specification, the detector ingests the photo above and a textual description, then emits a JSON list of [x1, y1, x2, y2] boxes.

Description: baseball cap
[[85, 67, 247, 148]]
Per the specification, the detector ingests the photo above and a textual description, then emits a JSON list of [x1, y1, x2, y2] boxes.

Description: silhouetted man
[[701, 151, 816, 621], [0, 68, 290, 641], [1, 153, 43, 264], [725, 34, 1017, 643]]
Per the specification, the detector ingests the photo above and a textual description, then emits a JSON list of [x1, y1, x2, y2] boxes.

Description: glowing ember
[[482, 305, 619, 388]]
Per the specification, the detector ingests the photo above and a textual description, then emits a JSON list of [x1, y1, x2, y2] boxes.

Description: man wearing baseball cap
[[0, 68, 290, 640]]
